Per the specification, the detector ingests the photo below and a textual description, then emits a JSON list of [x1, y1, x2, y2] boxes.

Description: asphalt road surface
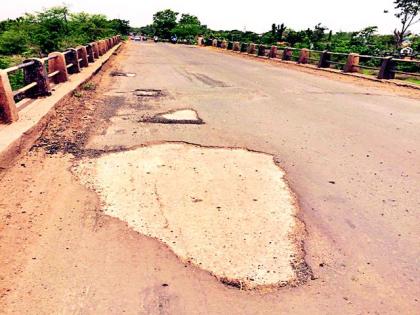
[[0, 42, 419, 314]]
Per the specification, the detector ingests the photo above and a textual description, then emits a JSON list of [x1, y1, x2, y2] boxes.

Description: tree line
[[0, 6, 129, 69], [136, 0, 419, 57]]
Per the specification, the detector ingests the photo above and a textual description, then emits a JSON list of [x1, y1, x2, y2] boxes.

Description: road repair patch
[[143, 109, 204, 124], [74, 143, 308, 289], [134, 89, 162, 97]]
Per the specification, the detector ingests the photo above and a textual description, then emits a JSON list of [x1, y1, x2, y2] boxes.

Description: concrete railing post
[[247, 43, 256, 54], [22, 58, 50, 98], [282, 48, 293, 61], [257, 45, 266, 56], [378, 57, 395, 79], [92, 42, 100, 58], [65, 48, 81, 74], [48, 52, 69, 84], [86, 44, 95, 63], [76, 46, 89, 68], [318, 50, 331, 68], [212, 39, 218, 47], [298, 48, 310, 64], [233, 42, 240, 52], [221, 40, 227, 49], [240, 43, 248, 53], [97, 41, 104, 56], [0, 70, 18, 123], [269, 46, 278, 58], [343, 53, 360, 73]]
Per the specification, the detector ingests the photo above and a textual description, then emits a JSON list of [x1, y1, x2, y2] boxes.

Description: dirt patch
[[32, 59, 125, 157], [74, 142, 310, 290], [142, 109, 204, 125]]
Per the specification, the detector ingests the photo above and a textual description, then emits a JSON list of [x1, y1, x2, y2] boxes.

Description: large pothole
[[74, 143, 308, 289]]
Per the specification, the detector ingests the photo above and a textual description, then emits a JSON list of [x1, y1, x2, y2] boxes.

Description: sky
[[1, 0, 419, 34]]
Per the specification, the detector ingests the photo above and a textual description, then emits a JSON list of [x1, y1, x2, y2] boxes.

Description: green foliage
[[0, 6, 128, 58], [393, 0, 420, 46], [153, 9, 179, 39], [172, 14, 204, 40]]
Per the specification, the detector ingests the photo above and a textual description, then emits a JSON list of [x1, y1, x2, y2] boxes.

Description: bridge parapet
[[0, 35, 122, 123], [202, 38, 420, 85]]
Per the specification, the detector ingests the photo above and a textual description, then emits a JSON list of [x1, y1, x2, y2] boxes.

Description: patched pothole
[[143, 109, 204, 124], [134, 89, 162, 97], [74, 143, 310, 290], [110, 71, 136, 77]]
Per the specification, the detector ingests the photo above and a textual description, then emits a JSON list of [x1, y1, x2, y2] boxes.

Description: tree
[[172, 14, 204, 40], [153, 9, 178, 39], [393, 0, 420, 47]]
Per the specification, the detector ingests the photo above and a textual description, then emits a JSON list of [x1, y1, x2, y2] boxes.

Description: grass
[[404, 78, 420, 85], [82, 82, 96, 91]]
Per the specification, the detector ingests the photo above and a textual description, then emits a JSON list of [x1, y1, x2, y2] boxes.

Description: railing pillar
[[378, 57, 395, 79], [257, 45, 266, 56], [0, 70, 18, 123], [298, 48, 310, 64], [23, 58, 50, 98], [76, 46, 89, 68], [221, 40, 227, 49], [282, 48, 292, 61], [247, 43, 256, 54], [343, 53, 360, 73], [93, 42, 100, 57], [97, 41, 104, 56], [86, 44, 95, 63], [48, 52, 69, 84], [269, 46, 278, 58], [240, 43, 248, 53], [212, 39, 218, 47], [318, 50, 331, 68], [233, 42, 240, 52], [65, 48, 81, 74]]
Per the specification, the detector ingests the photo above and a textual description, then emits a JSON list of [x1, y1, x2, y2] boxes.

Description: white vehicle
[[134, 36, 141, 41]]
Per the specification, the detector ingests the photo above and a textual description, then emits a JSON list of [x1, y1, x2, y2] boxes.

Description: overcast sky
[[1, 0, 419, 34]]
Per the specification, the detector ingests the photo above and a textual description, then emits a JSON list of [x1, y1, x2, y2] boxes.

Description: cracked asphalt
[[0, 41, 419, 314]]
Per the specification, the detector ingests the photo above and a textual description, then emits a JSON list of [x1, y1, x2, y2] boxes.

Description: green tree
[[153, 9, 178, 39], [172, 14, 204, 40], [393, 0, 420, 47]]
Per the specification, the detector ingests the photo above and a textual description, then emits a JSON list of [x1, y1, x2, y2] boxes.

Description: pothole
[[134, 89, 162, 97], [74, 143, 310, 290], [143, 109, 204, 124], [110, 71, 136, 77]]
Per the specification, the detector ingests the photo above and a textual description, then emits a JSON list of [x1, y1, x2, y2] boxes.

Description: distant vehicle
[[134, 36, 141, 41]]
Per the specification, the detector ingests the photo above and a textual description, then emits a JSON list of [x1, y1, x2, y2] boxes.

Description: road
[[0, 42, 419, 314]]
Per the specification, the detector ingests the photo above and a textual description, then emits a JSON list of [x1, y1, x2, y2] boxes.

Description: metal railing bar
[[4, 61, 35, 73], [12, 82, 38, 96], [47, 70, 60, 78], [66, 63, 74, 69]]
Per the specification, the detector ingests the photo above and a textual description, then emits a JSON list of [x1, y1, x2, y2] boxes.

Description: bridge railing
[[208, 40, 420, 83], [0, 35, 122, 124]]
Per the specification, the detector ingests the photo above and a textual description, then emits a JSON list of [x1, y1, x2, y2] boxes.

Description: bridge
[[0, 41, 419, 314]]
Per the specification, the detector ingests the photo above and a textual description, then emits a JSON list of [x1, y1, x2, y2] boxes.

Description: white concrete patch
[[75, 143, 302, 289], [159, 109, 200, 121]]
